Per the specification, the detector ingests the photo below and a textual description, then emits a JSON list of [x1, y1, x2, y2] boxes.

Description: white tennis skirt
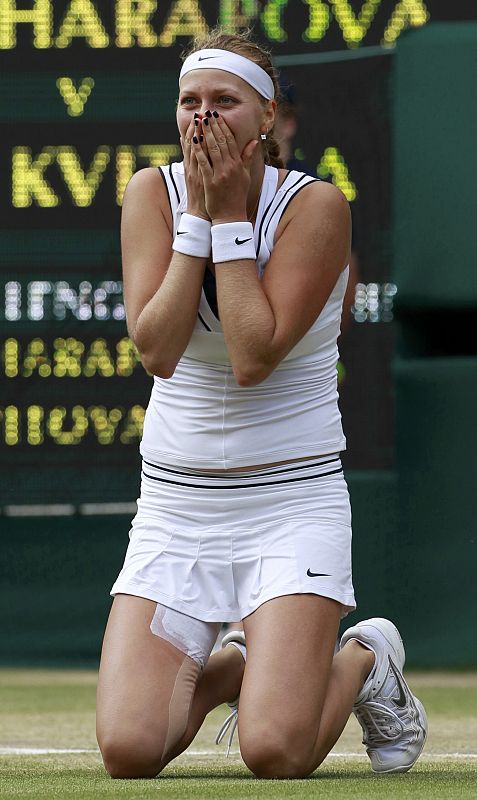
[[111, 455, 356, 621]]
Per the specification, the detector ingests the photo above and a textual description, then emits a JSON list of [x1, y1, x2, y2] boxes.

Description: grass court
[[1, 669, 476, 799]]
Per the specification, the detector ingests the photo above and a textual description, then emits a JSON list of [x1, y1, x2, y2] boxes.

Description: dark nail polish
[[194, 112, 199, 118], [199, 135, 204, 142], [192, 136, 198, 144], [212, 111, 219, 118], [194, 119, 199, 126], [205, 110, 212, 118], [203, 117, 209, 126]]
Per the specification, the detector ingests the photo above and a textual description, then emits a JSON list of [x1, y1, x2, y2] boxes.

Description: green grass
[[1, 670, 477, 800]]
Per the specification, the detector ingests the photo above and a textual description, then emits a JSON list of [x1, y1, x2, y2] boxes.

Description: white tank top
[[140, 162, 348, 469]]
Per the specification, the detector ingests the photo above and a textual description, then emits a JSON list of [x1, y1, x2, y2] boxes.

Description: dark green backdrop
[[2, 13, 477, 668]]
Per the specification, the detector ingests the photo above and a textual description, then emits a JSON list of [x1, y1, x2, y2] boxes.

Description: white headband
[[180, 48, 275, 100]]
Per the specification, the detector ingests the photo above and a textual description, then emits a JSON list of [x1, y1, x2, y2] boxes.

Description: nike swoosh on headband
[[235, 237, 252, 245], [180, 49, 275, 100]]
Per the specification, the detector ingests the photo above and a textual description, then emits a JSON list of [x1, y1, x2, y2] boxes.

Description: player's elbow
[[233, 342, 286, 387], [235, 371, 262, 387], [233, 359, 275, 387], [139, 350, 177, 380]]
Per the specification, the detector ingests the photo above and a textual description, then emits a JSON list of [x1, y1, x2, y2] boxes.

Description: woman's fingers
[[182, 117, 195, 171], [241, 138, 259, 171], [214, 114, 241, 161], [201, 112, 224, 168], [192, 132, 213, 177]]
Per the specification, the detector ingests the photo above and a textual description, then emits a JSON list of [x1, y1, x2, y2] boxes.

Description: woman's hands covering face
[[190, 112, 258, 223], [180, 115, 209, 221]]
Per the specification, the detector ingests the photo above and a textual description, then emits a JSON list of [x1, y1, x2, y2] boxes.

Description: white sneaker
[[340, 617, 428, 773], [215, 630, 246, 756]]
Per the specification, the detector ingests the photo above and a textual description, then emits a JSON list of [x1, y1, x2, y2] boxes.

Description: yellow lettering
[[317, 147, 357, 201], [116, 0, 158, 47], [261, 0, 288, 43], [22, 338, 52, 378], [55, 145, 111, 207], [27, 405, 44, 445], [116, 145, 181, 204], [328, 0, 381, 47], [382, 0, 429, 46], [116, 146, 136, 205], [120, 405, 145, 443], [56, 0, 109, 48], [158, 0, 208, 47], [56, 76, 95, 117], [220, 0, 258, 33], [116, 337, 142, 376], [136, 144, 182, 167], [12, 146, 58, 208], [301, 0, 330, 43], [0, 0, 52, 49], [47, 406, 88, 445], [53, 337, 84, 378], [83, 338, 115, 377], [4, 338, 19, 377], [1, 406, 19, 445], [89, 406, 124, 444]]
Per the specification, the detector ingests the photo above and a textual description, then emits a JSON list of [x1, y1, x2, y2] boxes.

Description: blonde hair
[[182, 28, 284, 169]]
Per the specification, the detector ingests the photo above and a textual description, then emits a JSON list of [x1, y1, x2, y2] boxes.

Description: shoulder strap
[[256, 170, 318, 256], [157, 163, 186, 235]]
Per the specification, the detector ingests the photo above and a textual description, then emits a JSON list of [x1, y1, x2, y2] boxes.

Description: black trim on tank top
[[198, 311, 212, 331], [168, 163, 180, 204], [157, 167, 172, 215], [268, 177, 319, 238], [255, 170, 289, 258], [263, 173, 310, 243], [203, 267, 220, 320]]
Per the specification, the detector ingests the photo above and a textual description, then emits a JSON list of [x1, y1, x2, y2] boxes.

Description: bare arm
[[193, 113, 350, 386], [122, 110, 216, 378], [121, 167, 207, 378], [215, 181, 351, 385]]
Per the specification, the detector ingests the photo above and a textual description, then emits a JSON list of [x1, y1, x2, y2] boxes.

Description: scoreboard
[[1, 1, 475, 507]]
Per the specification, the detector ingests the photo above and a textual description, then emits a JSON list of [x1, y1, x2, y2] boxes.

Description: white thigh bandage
[[150, 603, 221, 670]]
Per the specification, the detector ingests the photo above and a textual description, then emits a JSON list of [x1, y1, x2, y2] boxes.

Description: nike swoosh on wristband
[[235, 237, 252, 245], [388, 656, 408, 708], [306, 569, 331, 577], [177, 231, 188, 235]]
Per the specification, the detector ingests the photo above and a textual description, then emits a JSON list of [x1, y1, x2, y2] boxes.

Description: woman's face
[[177, 68, 275, 156]]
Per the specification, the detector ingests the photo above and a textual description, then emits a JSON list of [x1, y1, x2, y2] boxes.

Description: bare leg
[[239, 594, 373, 778], [161, 642, 245, 766], [97, 595, 245, 778]]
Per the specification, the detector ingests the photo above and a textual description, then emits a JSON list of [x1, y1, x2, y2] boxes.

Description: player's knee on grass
[[240, 729, 317, 779], [100, 731, 164, 779], [99, 656, 200, 778]]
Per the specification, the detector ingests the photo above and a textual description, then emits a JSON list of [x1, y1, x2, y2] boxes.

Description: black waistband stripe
[[141, 456, 343, 490], [142, 456, 340, 480]]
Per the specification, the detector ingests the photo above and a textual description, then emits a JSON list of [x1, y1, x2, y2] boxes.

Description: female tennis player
[[96, 29, 427, 779]]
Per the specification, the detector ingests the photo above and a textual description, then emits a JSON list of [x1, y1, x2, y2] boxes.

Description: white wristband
[[172, 213, 211, 258], [211, 222, 256, 263]]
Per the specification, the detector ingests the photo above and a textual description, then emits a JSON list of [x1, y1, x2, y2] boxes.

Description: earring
[[260, 132, 267, 140]]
